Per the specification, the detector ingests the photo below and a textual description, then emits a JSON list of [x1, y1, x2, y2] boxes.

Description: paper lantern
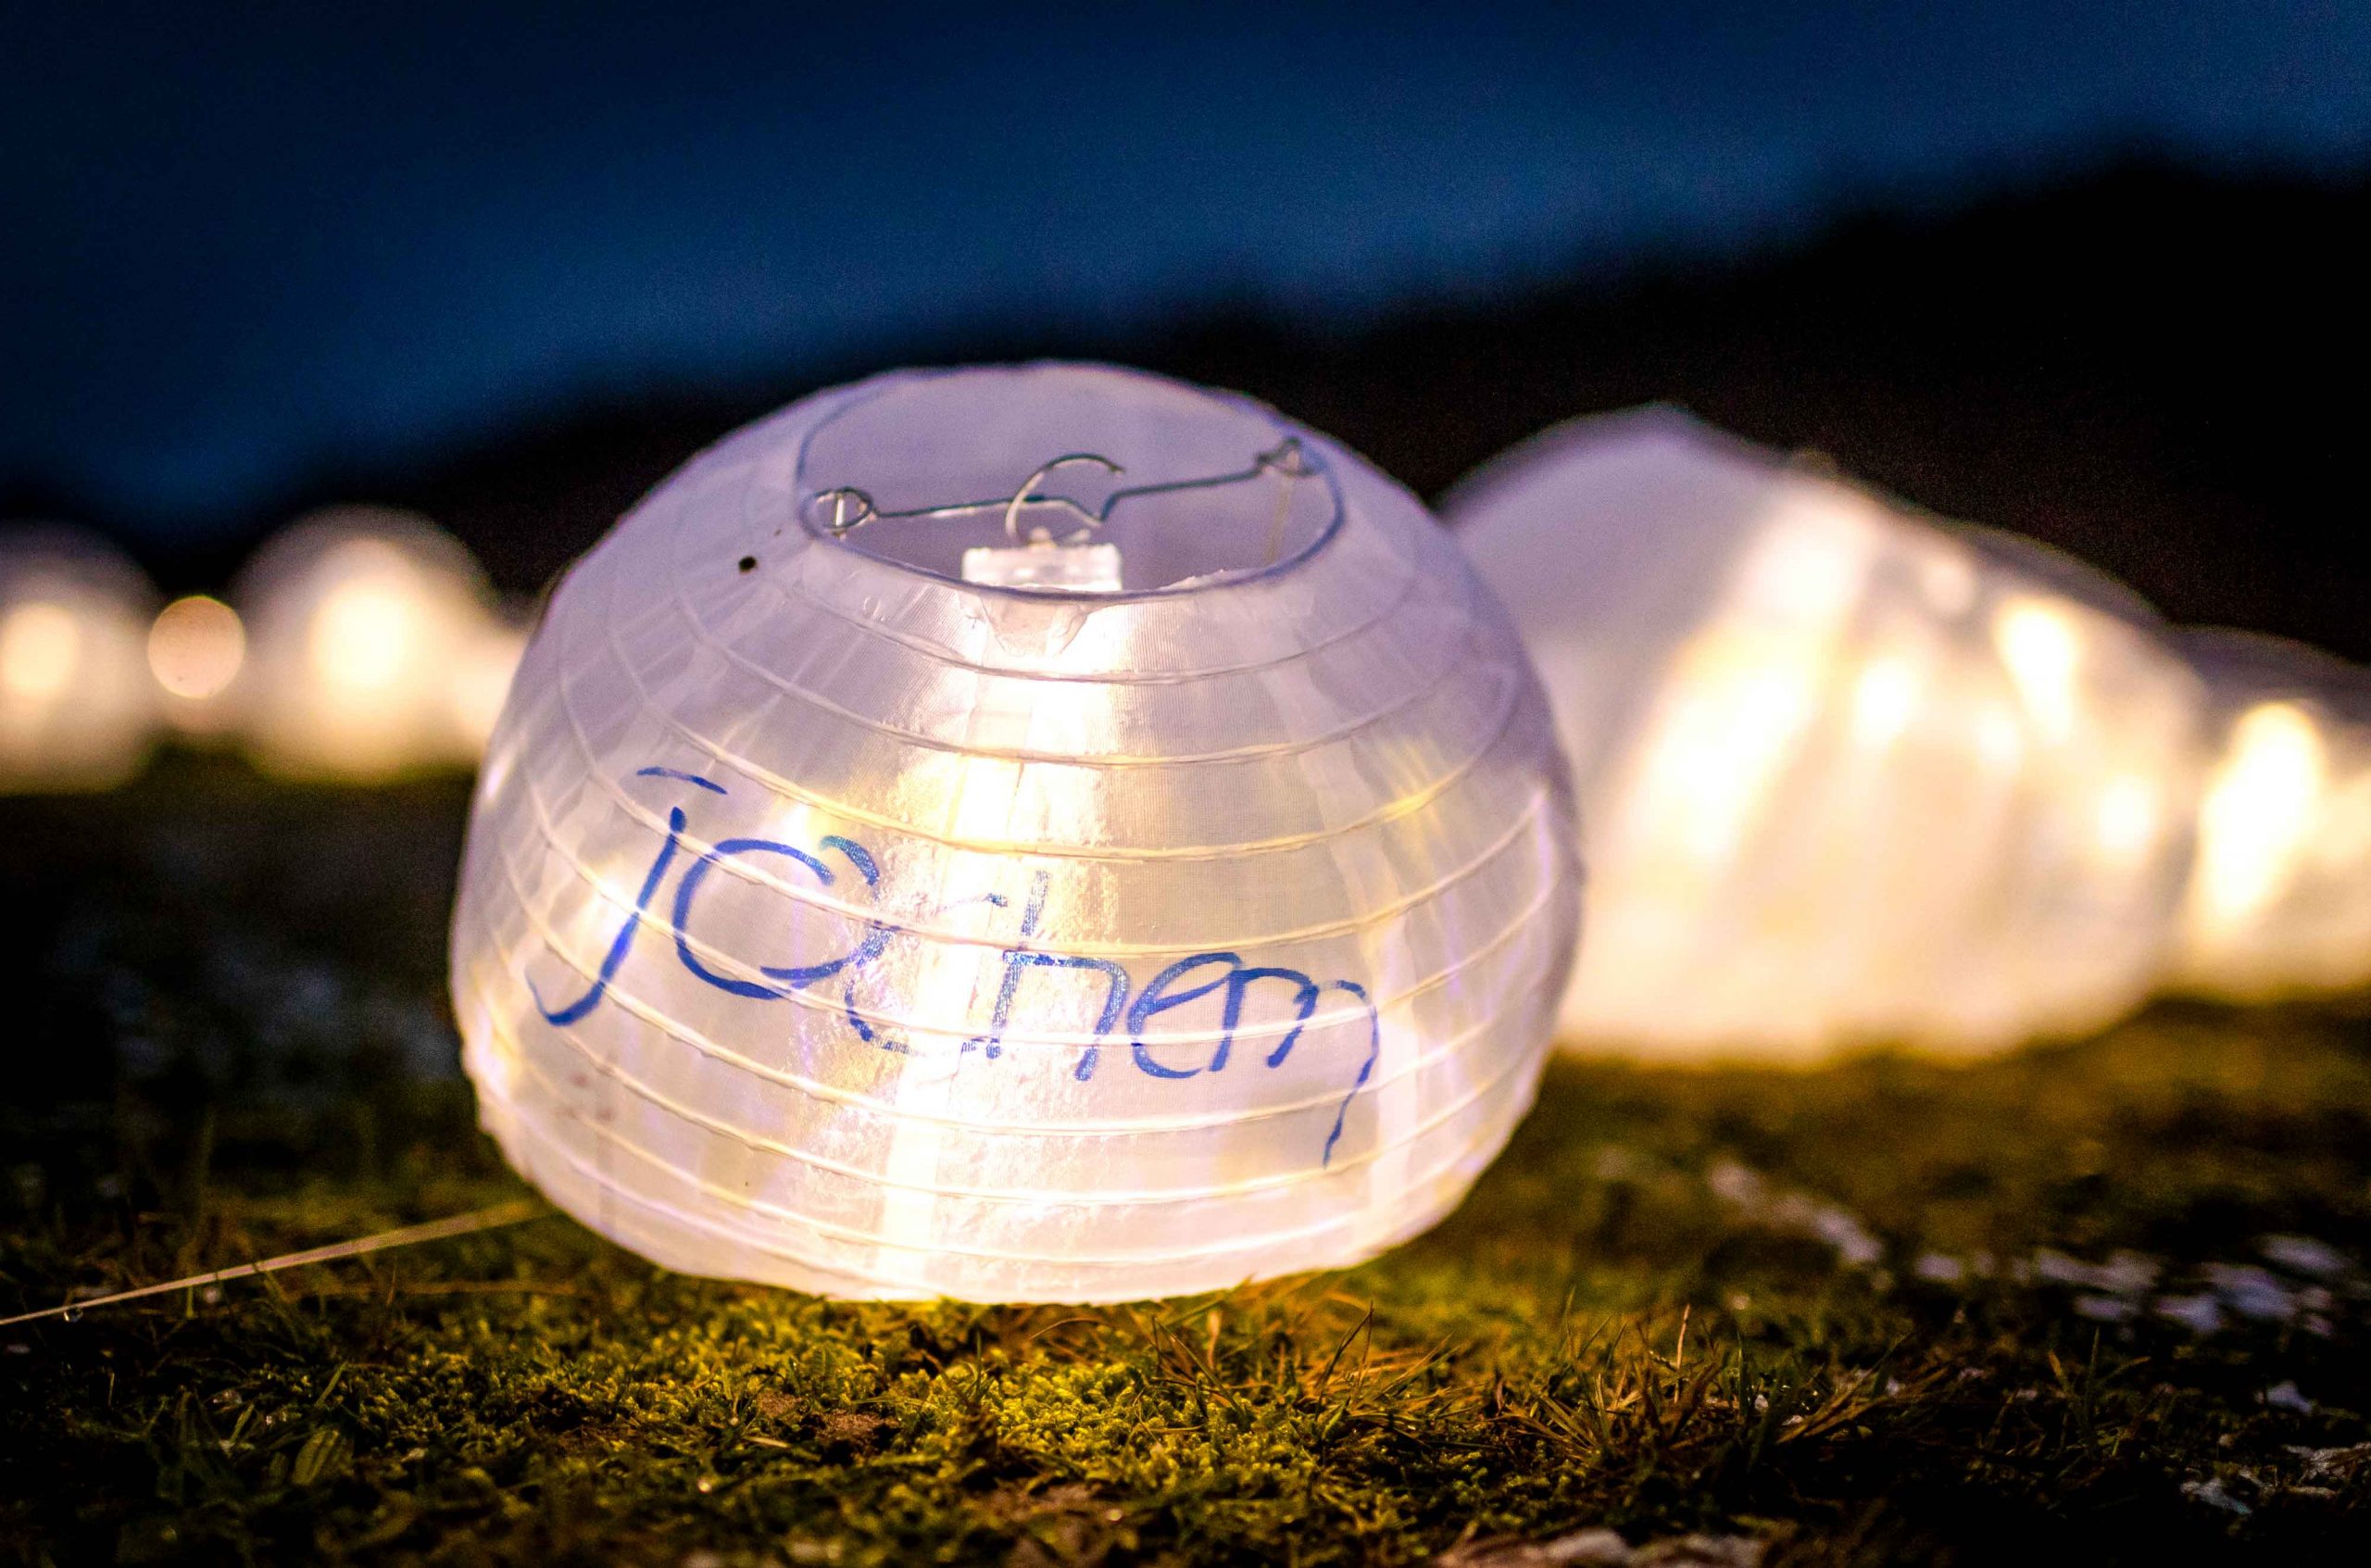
[[449, 363, 1577, 1301], [450, 618, 531, 756], [0, 525, 160, 793], [232, 507, 517, 780], [1445, 408, 2204, 1061], [2170, 629, 2371, 998]]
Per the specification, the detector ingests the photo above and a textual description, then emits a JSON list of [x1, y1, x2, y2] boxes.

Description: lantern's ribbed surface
[[2172, 629, 2371, 999], [1448, 407, 2204, 1060], [450, 364, 1578, 1301]]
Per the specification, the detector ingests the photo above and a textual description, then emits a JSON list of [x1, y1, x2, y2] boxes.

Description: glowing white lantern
[[232, 508, 517, 780], [2171, 629, 2371, 998], [1445, 408, 2204, 1061], [450, 364, 1577, 1301], [0, 526, 160, 792]]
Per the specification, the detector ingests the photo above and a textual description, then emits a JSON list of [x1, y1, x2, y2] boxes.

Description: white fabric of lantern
[[2171, 629, 2371, 999], [450, 364, 1578, 1302], [232, 507, 520, 780], [1445, 407, 2204, 1061], [1, 526, 160, 793]]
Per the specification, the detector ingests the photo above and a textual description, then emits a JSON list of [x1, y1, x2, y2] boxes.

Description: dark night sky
[[5, 1, 2369, 544]]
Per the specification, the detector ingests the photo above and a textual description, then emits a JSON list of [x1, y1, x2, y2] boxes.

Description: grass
[[3, 757, 2368, 1565]]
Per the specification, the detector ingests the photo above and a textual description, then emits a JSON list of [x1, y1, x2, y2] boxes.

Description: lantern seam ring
[[522, 697, 1554, 956], [480, 977, 1534, 1193], [480, 1027, 1539, 1231], [476, 914, 1536, 1161], [672, 514, 1487, 763], [526, 703, 1550, 958], [488, 796, 1559, 1072], [479, 826, 1559, 1124], [485, 1090, 1522, 1282], [581, 563, 1535, 862], [669, 561, 1488, 767], [498, 764, 1557, 1029], [743, 537, 1435, 686], [659, 508, 1526, 806]]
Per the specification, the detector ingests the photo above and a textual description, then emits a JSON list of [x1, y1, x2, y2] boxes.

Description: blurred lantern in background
[[450, 618, 531, 757], [2171, 629, 2371, 998], [230, 506, 521, 780], [1446, 408, 2206, 1061], [448, 364, 1577, 1302], [145, 593, 247, 736], [0, 526, 161, 792]]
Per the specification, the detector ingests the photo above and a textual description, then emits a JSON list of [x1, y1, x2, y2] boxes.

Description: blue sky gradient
[[5, 1, 2367, 538]]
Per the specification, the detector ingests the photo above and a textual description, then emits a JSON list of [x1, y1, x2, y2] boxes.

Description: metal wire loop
[[805, 437, 1321, 549]]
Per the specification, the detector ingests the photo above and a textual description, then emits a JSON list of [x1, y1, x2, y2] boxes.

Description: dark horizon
[[6, 1, 2368, 550], [10, 156, 2364, 671]]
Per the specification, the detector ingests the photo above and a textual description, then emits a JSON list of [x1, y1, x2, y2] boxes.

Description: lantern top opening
[[789, 365, 1345, 598]]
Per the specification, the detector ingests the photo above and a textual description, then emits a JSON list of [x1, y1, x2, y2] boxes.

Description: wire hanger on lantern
[[806, 438, 1321, 562]]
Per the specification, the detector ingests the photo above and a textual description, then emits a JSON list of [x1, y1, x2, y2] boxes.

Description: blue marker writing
[[531, 805, 687, 1025], [532, 771, 1382, 1163]]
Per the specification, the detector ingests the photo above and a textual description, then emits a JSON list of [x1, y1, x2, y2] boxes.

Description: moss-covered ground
[[4, 758, 2368, 1564]]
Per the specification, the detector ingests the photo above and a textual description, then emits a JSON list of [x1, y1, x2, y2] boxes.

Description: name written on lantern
[[524, 768, 1381, 1164]]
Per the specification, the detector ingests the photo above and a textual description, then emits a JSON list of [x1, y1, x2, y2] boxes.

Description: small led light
[[960, 540, 1124, 592]]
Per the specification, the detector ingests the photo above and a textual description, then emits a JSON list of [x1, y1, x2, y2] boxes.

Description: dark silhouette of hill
[[64, 158, 2371, 659]]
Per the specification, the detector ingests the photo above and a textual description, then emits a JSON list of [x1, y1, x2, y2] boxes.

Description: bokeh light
[[0, 526, 162, 793], [145, 594, 247, 734], [231, 507, 520, 781]]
